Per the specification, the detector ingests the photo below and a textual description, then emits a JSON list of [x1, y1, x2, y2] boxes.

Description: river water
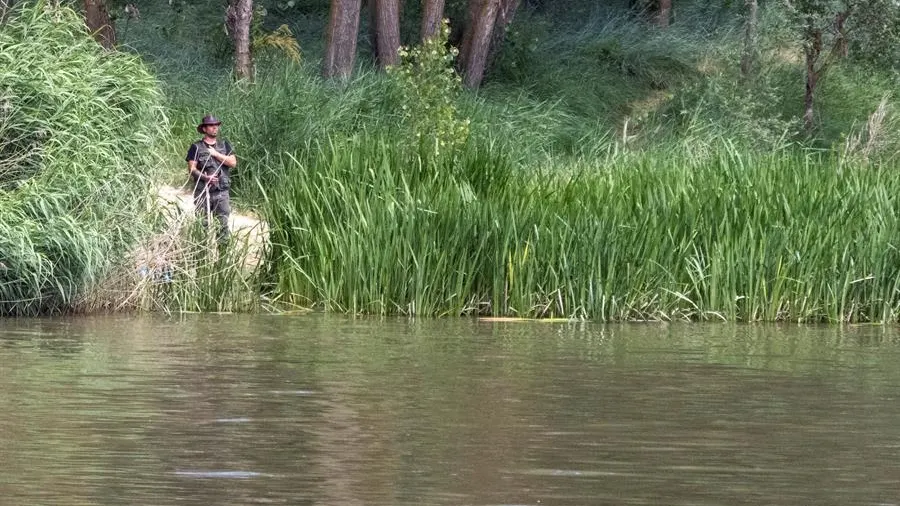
[[2, 315, 900, 505]]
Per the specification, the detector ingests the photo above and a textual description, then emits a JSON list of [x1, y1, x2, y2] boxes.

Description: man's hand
[[207, 174, 220, 186], [205, 145, 237, 168]]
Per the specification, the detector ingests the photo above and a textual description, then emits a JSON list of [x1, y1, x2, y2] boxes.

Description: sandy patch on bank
[[76, 186, 269, 312], [156, 185, 269, 268]]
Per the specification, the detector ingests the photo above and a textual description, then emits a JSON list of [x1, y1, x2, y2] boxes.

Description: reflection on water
[[2, 316, 900, 505]]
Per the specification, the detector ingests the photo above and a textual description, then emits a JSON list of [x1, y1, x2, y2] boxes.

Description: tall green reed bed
[[154, 227, 265, 313], [0, 2, 168, 315], [263, 138, 900, 322]]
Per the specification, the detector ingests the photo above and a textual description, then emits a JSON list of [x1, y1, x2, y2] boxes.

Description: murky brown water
[[2, 315, 900, 505]]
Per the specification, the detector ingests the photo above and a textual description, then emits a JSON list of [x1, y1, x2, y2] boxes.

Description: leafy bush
[[387, 20, 470, 160]]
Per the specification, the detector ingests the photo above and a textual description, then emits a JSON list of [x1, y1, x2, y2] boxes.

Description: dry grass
[[76, 186, 269, 313]]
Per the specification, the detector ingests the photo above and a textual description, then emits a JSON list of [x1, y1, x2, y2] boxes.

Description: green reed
[[139, 225, 265, 314], [260, 134, 900, 322]]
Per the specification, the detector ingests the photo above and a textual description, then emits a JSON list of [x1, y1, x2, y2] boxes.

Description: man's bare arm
[[207, 147, 237, 168], [188, 159, 218, 184]]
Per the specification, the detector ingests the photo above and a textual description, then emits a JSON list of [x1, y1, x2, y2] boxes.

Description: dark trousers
[[194, 190, 231, 242]]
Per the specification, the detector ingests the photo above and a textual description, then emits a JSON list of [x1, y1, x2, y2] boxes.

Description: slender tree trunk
[[459, 0, 518, 88], [83, 0, 116, 50], [459, 0, 500, 88], [367, 0, 377, 62], [804, 67, 817, 131], [456, 0, 478, 74], [487, 0, 519, 66], [373, 0, 400, 68], [740, 0, 759, 80], [833, 10, 849, 58], [420, 0, 445, 42], [228, 0, 254, 81], [803, 22, 822, 131], [323, 0, 362, 79], [1, 0, 15, 24], [655, 0, 671, 27], [802, 10, 851, 132]]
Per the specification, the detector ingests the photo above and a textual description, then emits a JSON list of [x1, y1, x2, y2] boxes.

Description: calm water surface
[[2, 315, 900, 505]]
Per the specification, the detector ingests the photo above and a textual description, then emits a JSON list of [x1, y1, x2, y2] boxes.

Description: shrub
[[387, 20, 470, 161]]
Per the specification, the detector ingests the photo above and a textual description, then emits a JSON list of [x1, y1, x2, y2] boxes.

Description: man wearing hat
[[186, 114, 236, 242]]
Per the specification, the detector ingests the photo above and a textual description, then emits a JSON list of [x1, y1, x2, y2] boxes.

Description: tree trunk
[[458, 0, 518, 88], [655, 0, 671, 27], [801, 9, 851, 131], [740, 0, 758, 79], [488, 0, 519, 66], [373, 0, 401, 68], [1, 0, 15, 24], [803, 23, 822, 131], [323, 0, 362, 80], [229, 0, 254, 81], [459, 0, 500, 88], [420, 0, 445, 42], [804, 66, 817, 132], [833, 10, 849, 58], [83, 0, 116, 50], [367, 0, 377, 63]]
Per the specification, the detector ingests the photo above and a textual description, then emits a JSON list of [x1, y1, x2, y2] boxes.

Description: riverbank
[[5, 2, 900, 321], [74, 186, 268, 314], [156, 185, 269, 270]]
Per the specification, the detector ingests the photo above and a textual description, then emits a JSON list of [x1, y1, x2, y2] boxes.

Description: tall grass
[[0, 2, 168, 315], [79, 216, 267, 314], [106, 0, 900, 320], [262, 136, 900, 322]]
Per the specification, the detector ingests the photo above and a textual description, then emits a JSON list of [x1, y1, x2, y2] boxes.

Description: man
[[186, 115, 237, 242]]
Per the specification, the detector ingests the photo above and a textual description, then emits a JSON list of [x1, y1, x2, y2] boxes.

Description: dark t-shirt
[[186, 139, 233, 194]]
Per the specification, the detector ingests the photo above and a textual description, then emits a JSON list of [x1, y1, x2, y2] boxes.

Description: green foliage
[[785, 0, 900, 67], [96, 0, 900, 320], [848, 1, 900, 68], [261, 136, 900, 322], [488, 9, 551, 84], [387, 20, 470, 160], [122, 0, 897, 156], [0, 1, 168, 315], [252, 5, 302, 64], [820, 66, 900, 160], [483, 8, 705, 152], [664, 32, 804, 150]]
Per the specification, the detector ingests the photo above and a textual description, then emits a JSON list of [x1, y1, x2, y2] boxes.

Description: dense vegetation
[[2, 0, 900, 321], [0, 3, 167, 315]]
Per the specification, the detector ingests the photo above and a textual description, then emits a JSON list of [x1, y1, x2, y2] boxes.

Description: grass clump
[[81, 215, 267, 314], [263, 138, 900, 322], [0, 2, 168, 315]]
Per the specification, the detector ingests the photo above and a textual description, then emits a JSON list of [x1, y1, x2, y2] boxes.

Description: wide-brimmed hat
[[197, 115, 222, 133]]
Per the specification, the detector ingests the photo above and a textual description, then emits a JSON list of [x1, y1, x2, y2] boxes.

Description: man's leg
[[210, 191, 231, 243], [194, 192, 211, 229]]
